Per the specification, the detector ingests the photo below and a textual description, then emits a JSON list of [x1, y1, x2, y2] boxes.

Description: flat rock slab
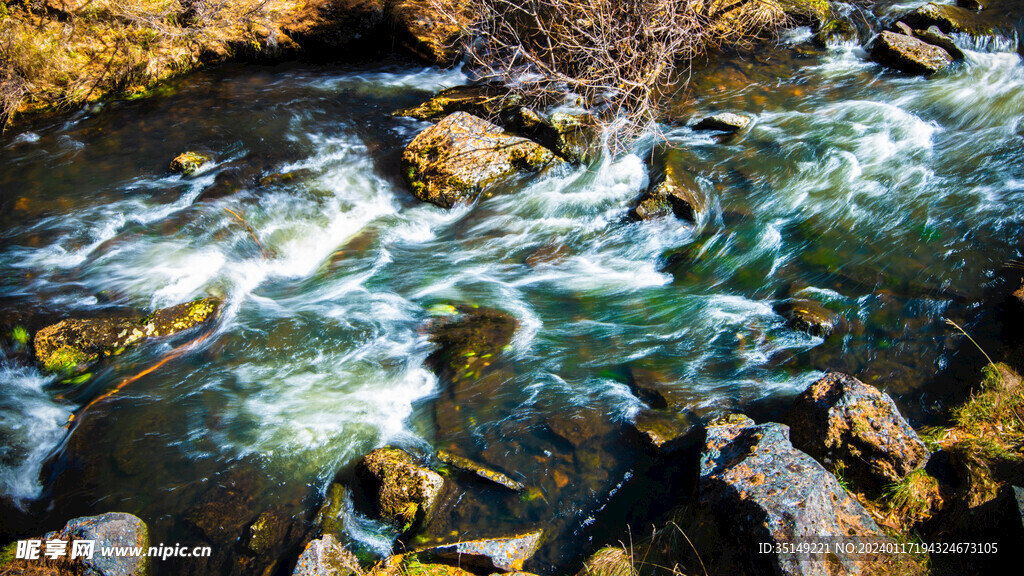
[[436, 449, 524, 491], [416, 531, 543, 572], [700, 416, 894, 576], [872, 31, 953, 75], [402, 112, 558, 208], [693, 112, 751, 132], [787, 372, 930, 489]]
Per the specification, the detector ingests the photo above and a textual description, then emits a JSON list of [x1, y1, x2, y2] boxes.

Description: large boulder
[[355, 447, 446, 532], [291, 534, 359, 576], [389, 0, 471, 66], [699, 416, 903, 576], [871, 31, 954, 76], [282, 0, 387, 53], [402, 112, 558, 208], [415, 530, 543, 572], [900, 2, 997, 35], [33, 298, 221, 375], [786, 372, 930, 490]]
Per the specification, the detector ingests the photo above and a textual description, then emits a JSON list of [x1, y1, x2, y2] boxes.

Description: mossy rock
[[393, 85, 522, 123], [356, 447, 445, 532], [900, 2, 999, 35], [169, 151, 210, 175], [423, 303, 518, 383], [401, 112, 559, 208], [813, 18, 858, 46]]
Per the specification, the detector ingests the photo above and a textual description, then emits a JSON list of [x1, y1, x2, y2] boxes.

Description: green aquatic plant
[[10, 326, 28, 346]]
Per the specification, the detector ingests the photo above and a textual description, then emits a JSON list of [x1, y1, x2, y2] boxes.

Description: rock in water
[[900, 2, 997, 35], [33, 297, 221, 375], [291, 534, 359, 576], [355, 447, 446, 532], [693, 112, 750, 132], [914, 25, 965, 60], [402, 112, 558, 208], [872, 31, 954, 75], [423, 303, 518, 384], [436, 449, 524, 491], [774, 298, 838, 338], [699, 415, 899, 576], [393, 85, 521, 123], [787, 372, 930, 490], [416, 531, 543, 572], [169, 151, 210, 175], [47, 512, 152, 576], [631, 171, 704, 222]]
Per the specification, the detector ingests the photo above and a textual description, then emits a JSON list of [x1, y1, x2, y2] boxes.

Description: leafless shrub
[[431, 0, 799, 152]]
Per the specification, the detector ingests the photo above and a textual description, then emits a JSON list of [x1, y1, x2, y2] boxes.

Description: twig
[[223, 207, 268, 259]]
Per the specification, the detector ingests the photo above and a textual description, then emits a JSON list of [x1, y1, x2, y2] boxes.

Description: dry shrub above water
[[0, 0, 295, 125], [430, 0, 828, 152]]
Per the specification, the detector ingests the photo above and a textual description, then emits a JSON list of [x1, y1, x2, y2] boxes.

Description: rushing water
[[1, 2, 1024, 573]]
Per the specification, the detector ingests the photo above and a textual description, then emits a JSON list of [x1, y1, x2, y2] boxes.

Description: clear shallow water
[[0, 8, 1023, 573]]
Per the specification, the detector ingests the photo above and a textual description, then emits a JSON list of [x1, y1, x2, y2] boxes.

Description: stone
[[900, 2, 997, 35], [423, 303, 518, 384], [393, 85, 521, 123], [631, 409, 695, 452], [956, 0, 990, 10], [44, 512, 152, 576], [356, 447, 446, 532], [576, 547, 633, 576], [282, 0, 387, 53], [786, 372, 930, 490], [415, 530, 543, 572], [914, 26, 965, 60], [33, 298, 221, 375], [692, 112, 750, 132], [402, 112, 558, 208], [169, 151, 210, 175], [774, 298, 838, 338], [871, 31, 954, 76], [389, 0, 471, 66], [291, 534, 359, 576], [699, 417, 897, 576], [630, 165, 704, 223], [314, 483, 350, 538], [436, 449, 524, 491], [813, 18, 858, 46], [540, 112, 599, 164]]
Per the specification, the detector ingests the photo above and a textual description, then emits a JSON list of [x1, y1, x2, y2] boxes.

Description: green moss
[[10, 326, 28, 346], [43, 345, 94, 374], [0, 541, 17, 567]]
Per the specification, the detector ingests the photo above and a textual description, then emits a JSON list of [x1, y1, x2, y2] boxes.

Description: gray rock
[[871, 31, 953, 75], [291, 534, 359, 576], [914, 25, 965, 60], [416, 530, 543, 572], [786, 372, 930, 490], [700, 417, 896, 576], [44, 512, 152, 576], [693, 112, 751, 132]]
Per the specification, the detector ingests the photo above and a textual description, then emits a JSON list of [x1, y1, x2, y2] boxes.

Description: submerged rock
[[631, 409, 695, 452], [394, 85, 521, 123], [356, 447, 446, 532], [699, 416, 900, 576], [291, 534, 359, 576], [576, 547, 634, 576], [786, 372, 930, 490], [871, 30, 954, 75], [774, 298, 838, 338], [693, 112, 751, 132], [402, 112, 558, 208], [424, 303, 518, 384], [33, 298, 220, 375], [436, 449, 524, 491], [415, 530, 543, 572], [389, 0, 470, 66], [169, 151, 210, 175]]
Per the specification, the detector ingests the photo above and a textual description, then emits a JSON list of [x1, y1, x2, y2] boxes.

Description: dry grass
[[0, 0, 296, 126], [430, 0, 827, 152]]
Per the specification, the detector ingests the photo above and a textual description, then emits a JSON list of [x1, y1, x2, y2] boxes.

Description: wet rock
[[402, 112, 558, 208], [813, 18, 858, 46], [356, 447, 446, 532], [914, 26, 965, 60], [631, 165, 704, 223], [523, 242, 569, 267], [900, 2, 997, 35], [373, 556, 476, 576], [259, 169, 316, 187], [626, 366, 674, 409], [169, 151, 210, 175], [786, 372, 930, 490], [393, 85, 521, 123], [699, 416, 896, 576], [956, 0, 990, 10], [415, 530, 543, 572], [424, 303, 518, 384], [45, 512, 152, 576], [576, 546, 633, 576], [196, 166, 255, 202], [692, 112, 751, 132], [33, 298, 221, 375], [282, 0, 387, 53], [314, 483, 350, 539], [389, 0, 470, 66], [436, 449, 524, 491], [291, 534, 359, 576], [530, 112, 599, 164], [545, 410, 600, 448], [871, 31, 954, 76], [774, 298, 838, 338], [631, 409, 695, 452]]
